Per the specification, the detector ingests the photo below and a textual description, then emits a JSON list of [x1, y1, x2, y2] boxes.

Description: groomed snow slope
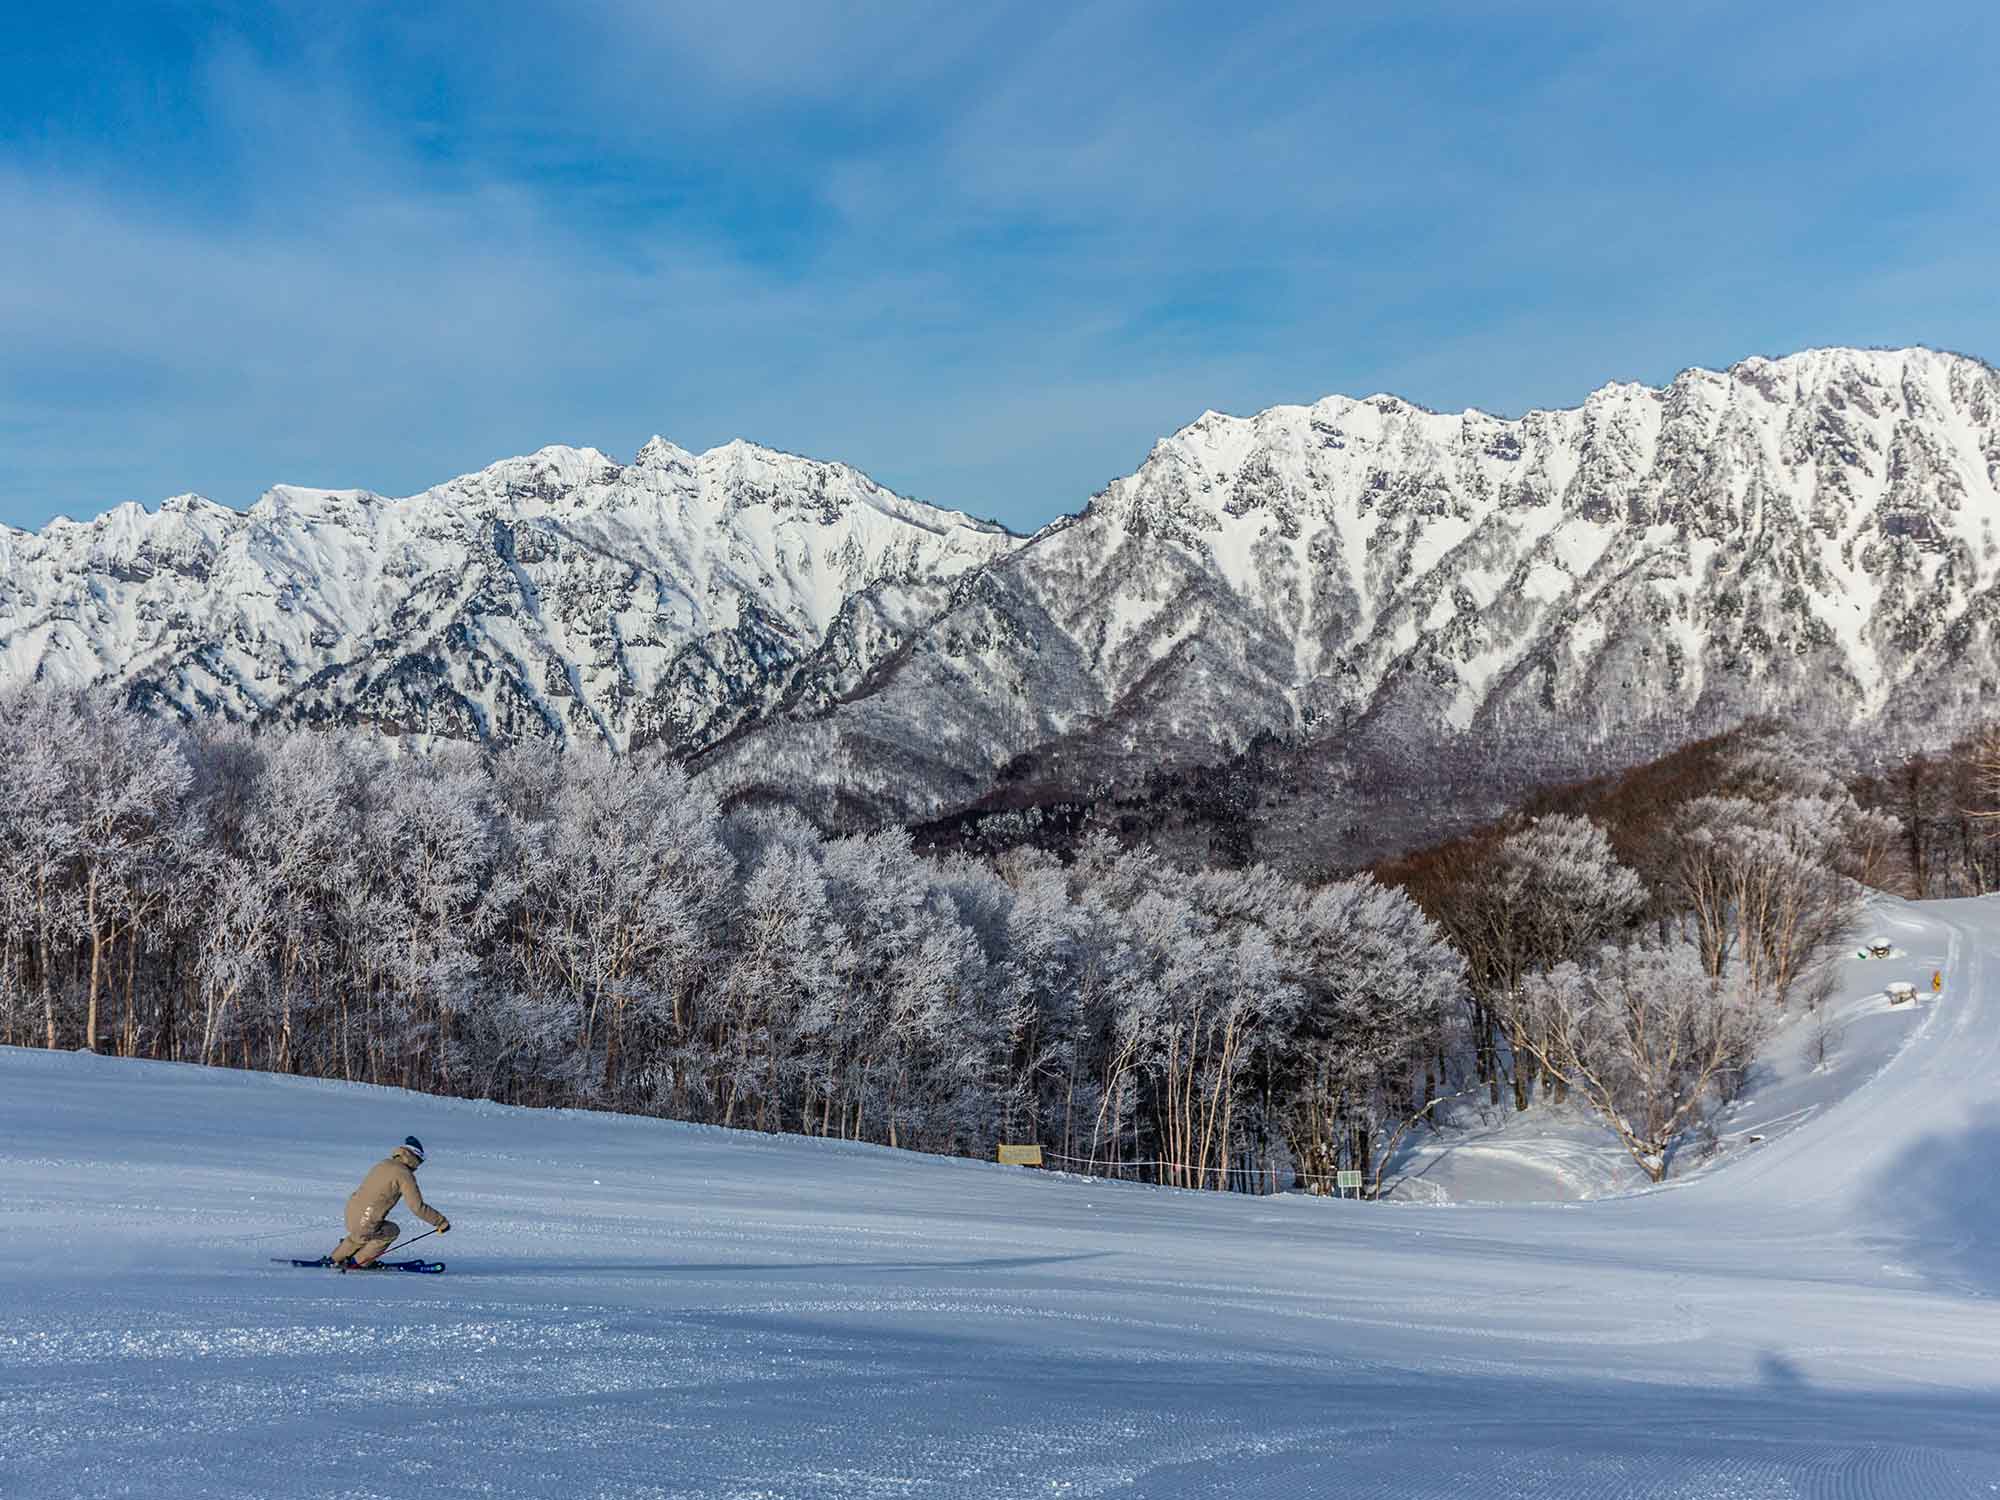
[[6, 899, 2000, 1498]]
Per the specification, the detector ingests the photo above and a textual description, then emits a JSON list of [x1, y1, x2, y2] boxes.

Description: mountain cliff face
[[695, 346, 2000, 859], [0, 439, 1016, 750], [5, 347, 1998, 864]]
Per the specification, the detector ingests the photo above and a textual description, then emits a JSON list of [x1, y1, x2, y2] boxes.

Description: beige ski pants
[[330, 1212, 400, 1266]]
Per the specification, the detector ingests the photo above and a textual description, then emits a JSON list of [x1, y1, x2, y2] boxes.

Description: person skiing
[[328, 1135, 451, 1269]]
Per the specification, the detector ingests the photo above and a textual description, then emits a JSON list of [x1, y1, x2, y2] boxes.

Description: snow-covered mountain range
[[701, 346, 2000, 854], [6, 346, 1998, 857], [0, 439, 1016, 750]]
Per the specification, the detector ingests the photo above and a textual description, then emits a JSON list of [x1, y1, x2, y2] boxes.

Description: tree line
[[0, 689, 1465, 1193], [1, 690, 1979, 1190], [1851, 729, 2000, 898]]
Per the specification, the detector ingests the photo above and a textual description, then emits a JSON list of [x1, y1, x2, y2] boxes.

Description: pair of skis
[[275, 1255, 446, 1274]]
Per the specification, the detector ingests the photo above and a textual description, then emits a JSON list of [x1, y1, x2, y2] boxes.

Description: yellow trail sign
[[996, 1143, 1043, 1166]]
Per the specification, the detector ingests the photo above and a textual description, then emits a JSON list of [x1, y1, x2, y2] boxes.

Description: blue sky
[[2, 1, 1994, 534]]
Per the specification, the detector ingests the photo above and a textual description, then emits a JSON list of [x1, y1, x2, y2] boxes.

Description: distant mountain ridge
[[6, 346, 1998, 864], [0, 438, 1017, 751]]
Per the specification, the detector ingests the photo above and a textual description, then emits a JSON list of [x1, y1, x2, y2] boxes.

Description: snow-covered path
[[5, 901, 2000, 1498]]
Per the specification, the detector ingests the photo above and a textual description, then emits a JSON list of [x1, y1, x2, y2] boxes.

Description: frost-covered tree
[[816, 832, 1003, 1151], [510, 749, 729, 1102], [65, 704, 196, 1053], [364, 752, 503, 1091], [990, 847, 1149, 1168], [1268, 874, 1467, 1194], [1433, 815, 1646, 1109], [234, 732, 361, 1073], [1063, 855, 1283, 1190], [0, 690, 87, 1049], [1665, 736, 1874, 1009], [712, 818, 846, 1133], [1128, 880, 1287, 1189], [1517, 942, 1766, 1181]]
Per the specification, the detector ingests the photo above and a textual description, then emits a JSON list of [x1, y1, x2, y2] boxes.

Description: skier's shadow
[[457, 1250, 1113, 1277]]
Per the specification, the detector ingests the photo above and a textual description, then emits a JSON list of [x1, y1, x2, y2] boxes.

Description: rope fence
[[1038, 1151, 1285, 1195]]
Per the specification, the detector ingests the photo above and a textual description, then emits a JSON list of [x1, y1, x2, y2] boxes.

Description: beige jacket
[[345, 1147, 447, 1235]]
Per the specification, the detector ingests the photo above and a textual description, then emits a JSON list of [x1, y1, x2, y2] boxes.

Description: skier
[[328, 1136, 451, 1269]]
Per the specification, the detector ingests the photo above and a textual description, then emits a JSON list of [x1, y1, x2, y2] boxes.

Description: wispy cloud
[[1, 1, 1994, 532]]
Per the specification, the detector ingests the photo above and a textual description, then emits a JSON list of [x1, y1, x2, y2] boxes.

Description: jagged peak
[[1142, 346, 1995, 459], [1089, 343, 1999, 544], [7, 345, 1992, 555], [637, 435, 877, 492], [696, 437, 896, 494], [633, 434, 695, 469], [251, 484, 383, 517], [20, 492, 237, 541], [699, 435, 846, 477], [1702, 344, 1990, 392], [468, 444, 621, 487], [685, 437, 1015, 539]]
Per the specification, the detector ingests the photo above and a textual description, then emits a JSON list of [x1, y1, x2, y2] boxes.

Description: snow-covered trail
[[5, 901, 2000, 1498], [1674, 899, 1991, 1283]]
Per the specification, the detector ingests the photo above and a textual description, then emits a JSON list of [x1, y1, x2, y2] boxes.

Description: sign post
[[1336, 1169, 1363, 1199]]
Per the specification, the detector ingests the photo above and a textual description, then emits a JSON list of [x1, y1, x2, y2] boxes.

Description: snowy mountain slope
[[0, 439, 1017, 750], [700, 347, 2000, 842], [5, 896, 2000, 1497], [5, 347, 1998, 852]]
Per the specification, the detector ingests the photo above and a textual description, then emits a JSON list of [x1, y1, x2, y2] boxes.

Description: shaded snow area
[[6, 902, 2000, 1496]]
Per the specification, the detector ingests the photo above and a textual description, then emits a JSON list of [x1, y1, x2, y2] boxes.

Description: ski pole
[[384, 1227, 439, 1256]]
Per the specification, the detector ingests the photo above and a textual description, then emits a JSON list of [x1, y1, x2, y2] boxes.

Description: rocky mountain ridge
[[694, 345, 2000, 862], [5, 346, 1998, 866], [0, 438, 1017, 751]]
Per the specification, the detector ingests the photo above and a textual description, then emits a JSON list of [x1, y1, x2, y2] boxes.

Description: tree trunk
[[120, 926, 140, 1057], [85, 870, 106, 1053], [37, 870, 55, 1051]]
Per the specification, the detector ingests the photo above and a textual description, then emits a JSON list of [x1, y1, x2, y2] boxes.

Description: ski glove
[[436, 1217, 451, 1234]]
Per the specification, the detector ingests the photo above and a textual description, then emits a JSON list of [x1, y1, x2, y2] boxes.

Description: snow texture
[[4, 894, 2000, 1497]]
